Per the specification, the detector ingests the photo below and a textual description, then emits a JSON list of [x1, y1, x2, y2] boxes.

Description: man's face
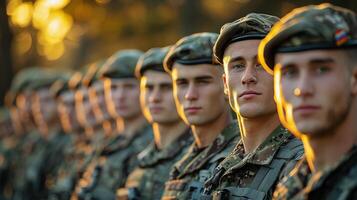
[[16, 91, 33, 125], [32, 88, 57, 127], [275, 49, 355, 138], [104, 78, 142, 120], [58, 90, 81, 132], [172, 63, 228, 126], [223, 40, 276, 118], [75, 86, 97, 127], [88, 80, 111, 123], [140, 70, 181, 124]]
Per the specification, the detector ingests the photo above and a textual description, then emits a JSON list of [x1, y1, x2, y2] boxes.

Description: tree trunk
[[0, 0, 13, 106]]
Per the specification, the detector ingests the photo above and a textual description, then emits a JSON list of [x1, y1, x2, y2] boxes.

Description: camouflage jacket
[[46, 131, 96, 200], [202, 125, 304, 200], [117, 129, 193, 200], [161, 122, 240, 200], [76, 124, 153, 200], [273, 146, 357, 200]]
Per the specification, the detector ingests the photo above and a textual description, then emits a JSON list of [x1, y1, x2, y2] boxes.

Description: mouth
[[184, 107, 202, 114], [294, 105, 321, 115], [239, 90, 262, 98], [149, 107, 163, 113]]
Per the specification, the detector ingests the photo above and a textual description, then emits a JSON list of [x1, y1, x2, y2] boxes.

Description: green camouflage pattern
[[135, 46, 171, 78], [214, 13, 279, 64], [202, 125, 304, 200], [164, 32, 218, 73], [161, 122, 240, 200], [274, 146, 357, 200], [118, 130, 193, 199], [75, 124, 153, 200], [259, 3, 357, 74], [100, 50, 143, 79]]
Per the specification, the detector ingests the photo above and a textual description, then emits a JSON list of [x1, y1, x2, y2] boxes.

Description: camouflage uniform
[[47, 68, 103, 200], [258, 3, 357, 200], [202, 126, 303, 200], [161, 33, 240, 200], [121, 130, 192, 200], [77, 125, 153, 200], [192, 13, 305, 200], [74, 50, 154, 200], [116, 46, 193, 200], [161, 123, 239, 200]]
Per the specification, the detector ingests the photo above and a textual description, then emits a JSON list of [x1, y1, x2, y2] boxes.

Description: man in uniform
[[258, 3, 357, 199], [161, 32, 240, 200], [75, 50, 153, 200], [201, 13, 304, 199], [117, 46, 193, 199]]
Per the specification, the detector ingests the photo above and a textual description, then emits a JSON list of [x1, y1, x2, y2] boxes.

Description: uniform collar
[[138, 129, 192, 167], [173, 122, 239, 178], [221, 125, 291, 172]]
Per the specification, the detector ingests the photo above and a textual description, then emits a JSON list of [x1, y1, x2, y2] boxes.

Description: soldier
[[200, 13, 304, 200], [117, 47, 193, 199], [75, 50, 153, 200], [258, 3, 357, 200], [161, 32, 240, 200], [46, 70, 95, 200], [25, 70, 71, 199]]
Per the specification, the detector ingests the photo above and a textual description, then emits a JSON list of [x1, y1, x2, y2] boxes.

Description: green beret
[[100, 50, 143, 79], [26, 71, 69, 91], [81, 60, 106, 87], [135, 46, 171, 78], [214, 13, 279, 65], [164, 32, 218, 73], [10, 67, 44, 95], [259, 3, 357, 75]]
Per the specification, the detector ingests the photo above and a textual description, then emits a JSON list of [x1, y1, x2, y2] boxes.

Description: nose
[[185, 83, 198, 101], [149, 87, 161, 103], [117, 87, 126, 102], [241, 65, 257, 85], [294, 71, 314, 98]]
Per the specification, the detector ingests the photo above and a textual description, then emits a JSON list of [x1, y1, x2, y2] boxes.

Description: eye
[[176, 80, 188, 86], [197, 79, 211, 85], [255, 63, 263, 70], [161, 84, 172, 91], [145, 85, 154, 91], [232, 63, 245, 71], [281, 66, 298, 78], [315, 66, 330, 75]]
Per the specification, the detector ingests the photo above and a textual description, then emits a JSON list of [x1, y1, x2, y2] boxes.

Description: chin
[[296, 122, 327, 137]]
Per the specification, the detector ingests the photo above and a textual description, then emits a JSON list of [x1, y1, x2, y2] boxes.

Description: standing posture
[[259, 3, 357, 199], [161, 32, 240, 200], [117, 46, 192, 200], [201, 13, 304, 200]]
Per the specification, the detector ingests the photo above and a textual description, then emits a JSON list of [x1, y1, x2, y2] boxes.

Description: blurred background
[[1, 0, 356, 106]]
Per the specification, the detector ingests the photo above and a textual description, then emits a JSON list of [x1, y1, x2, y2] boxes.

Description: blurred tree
[[0, 0, 13, 106]]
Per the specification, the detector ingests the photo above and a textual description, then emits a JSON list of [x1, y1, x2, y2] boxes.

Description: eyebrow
[[195, 75, 214, 81], [281, 58, 335, 69], [228, 55, 258, 64], [228, 56, 244, 64], [309, 58, 335, 65]]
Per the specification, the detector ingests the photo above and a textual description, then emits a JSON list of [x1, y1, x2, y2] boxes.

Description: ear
[[351, 66, 357, 96], [222, 73, 229, 96]]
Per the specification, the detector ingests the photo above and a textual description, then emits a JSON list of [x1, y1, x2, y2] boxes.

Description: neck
[[238, 112, 280, 154], [191, 109, 232, 148], [122, 115, 147, 137], [304, 104, 357, 173], [153, 121, 188, 150]]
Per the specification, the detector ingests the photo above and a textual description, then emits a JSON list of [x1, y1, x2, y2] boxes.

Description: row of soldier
[[0, 3, 356, 200]]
